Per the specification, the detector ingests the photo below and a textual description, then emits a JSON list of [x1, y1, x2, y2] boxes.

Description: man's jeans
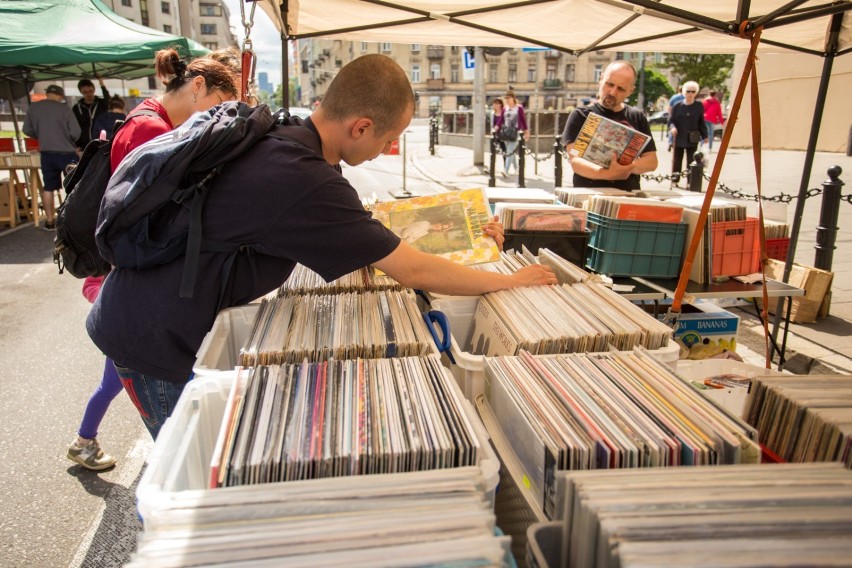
[[115, 365, 189, 440], [705, 119, 715, 150]]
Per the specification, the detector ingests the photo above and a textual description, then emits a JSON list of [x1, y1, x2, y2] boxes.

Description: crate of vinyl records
[[495, 202, 590, 266], [586, 210, 687, 278]]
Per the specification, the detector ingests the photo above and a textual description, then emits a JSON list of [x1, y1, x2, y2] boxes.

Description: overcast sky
[[221, 0, 286, 87]]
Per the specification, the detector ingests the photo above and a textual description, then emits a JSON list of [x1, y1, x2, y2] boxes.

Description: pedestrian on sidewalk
[[91, 95, 127, 141], [67, 49, 238, 462], [495, 91, 529, 177], [561, 61, 658, 191], [22, 84, 81, 230], [702, 90, 725, 153], [668, 81, 708, 187]]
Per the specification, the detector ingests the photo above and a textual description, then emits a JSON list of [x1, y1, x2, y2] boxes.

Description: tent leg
[[770, 14, 841, 346], [8, 96, 24, 150]]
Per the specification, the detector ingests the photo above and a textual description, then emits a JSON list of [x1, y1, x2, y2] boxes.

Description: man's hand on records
[[483, 215, 505, 251], [511, 264, 558, 287]]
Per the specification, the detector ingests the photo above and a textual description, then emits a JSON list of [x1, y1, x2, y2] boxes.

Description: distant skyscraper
[[258, 72, 273, 94]]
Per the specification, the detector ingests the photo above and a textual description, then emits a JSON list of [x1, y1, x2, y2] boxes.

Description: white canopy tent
[[251, 0, 850, 347]]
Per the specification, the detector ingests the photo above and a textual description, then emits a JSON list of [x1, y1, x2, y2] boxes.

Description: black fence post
[[517, 135, 526, 188], [553, 136, 563, 188], [814, 165, 844, 271], [687, 151, 705, 192], [489, 136, 497, 188], [429, 114, 437, 156]]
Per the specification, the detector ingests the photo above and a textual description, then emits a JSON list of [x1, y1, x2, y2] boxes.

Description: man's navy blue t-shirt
[[86, 122, 401, 382], [561, 102, 656, 191]]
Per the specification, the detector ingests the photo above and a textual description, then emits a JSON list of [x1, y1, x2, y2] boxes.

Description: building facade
[[297, 39, 621, 117]]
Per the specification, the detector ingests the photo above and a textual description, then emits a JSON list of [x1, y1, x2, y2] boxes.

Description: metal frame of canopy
[[256, 0, 849, 355]]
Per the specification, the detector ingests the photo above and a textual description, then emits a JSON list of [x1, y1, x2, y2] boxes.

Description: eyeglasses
[[213, 91, 224, 104], [685, 90, 697, 94]]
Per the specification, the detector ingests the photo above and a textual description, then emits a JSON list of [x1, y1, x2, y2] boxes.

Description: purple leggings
[[77, 358, 123, 440]]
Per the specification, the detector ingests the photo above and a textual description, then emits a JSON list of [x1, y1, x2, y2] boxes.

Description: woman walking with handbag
[[667, 81, 707, 187], [495, 91, 529, 177]]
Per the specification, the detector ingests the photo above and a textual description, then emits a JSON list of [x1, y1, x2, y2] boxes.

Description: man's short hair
[[77, 79, 95, 91], [604, 60, 638, 84], [45, 84, 65, 97], [319, 54, 414, 135]]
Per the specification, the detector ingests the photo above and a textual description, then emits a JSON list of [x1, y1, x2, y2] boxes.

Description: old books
[[370, 188, 500, 265], [569, 113, 651, 168]]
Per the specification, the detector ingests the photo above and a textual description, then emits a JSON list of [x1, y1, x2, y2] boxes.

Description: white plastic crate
[[193, 304, 260, 377], [428, 296, 680, 401], [137, 370, 501, 528], [676, 359, 787, 418]]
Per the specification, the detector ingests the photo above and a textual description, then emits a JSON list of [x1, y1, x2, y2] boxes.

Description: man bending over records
[[87, 54, 557, 440], [561, 61, 658, 191]]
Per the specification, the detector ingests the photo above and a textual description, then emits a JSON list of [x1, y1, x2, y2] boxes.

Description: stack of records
[[554, 187, 632, 207], [555, 463, 852, 568], [586, 196, 684, 223], [240, 290, 433, 366], [484, 349, 760, 518], [474, 248, 591, 285], [495, 202, 587, 232], [465, 281, 673, 356], [211, 356, 483, 488], [278, 263, 400, 296], [131, 471, 510, 567], [665, 195, 748, 222], [765, 219, 789, 239], [743, 374, 852, 467]]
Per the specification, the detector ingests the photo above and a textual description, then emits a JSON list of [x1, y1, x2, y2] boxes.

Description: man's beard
[[600, 95, 618, 110]]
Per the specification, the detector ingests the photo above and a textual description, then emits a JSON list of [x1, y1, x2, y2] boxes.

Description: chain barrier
[[523, 146, 558, 163]]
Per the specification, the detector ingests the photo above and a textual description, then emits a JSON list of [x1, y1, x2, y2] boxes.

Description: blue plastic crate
[[586, 212, 687, 278]]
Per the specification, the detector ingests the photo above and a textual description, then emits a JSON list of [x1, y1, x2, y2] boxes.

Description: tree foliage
[[628, 67, 674, 111], [663, 54, 734, 92]]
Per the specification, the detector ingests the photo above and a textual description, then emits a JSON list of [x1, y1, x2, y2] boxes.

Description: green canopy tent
[[0, 0, 208, 145]]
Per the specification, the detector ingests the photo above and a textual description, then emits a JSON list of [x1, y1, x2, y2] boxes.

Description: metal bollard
[[687, 151, 705, 192], [489, 136, 497, 188], [814, 165, 844, 271], [553, 136, 563, 188], [517, 135, 526, 188], [429, 114, 437, 156]]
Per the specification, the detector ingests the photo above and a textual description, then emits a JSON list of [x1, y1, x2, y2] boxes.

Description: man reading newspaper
[[561, 61, 657, 191]]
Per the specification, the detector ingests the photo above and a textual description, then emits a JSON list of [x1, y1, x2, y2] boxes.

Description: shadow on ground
[[0, 224, 55, 265]]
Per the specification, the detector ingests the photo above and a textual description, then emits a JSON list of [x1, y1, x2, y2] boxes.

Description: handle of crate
[[423, 310, 455, 363]]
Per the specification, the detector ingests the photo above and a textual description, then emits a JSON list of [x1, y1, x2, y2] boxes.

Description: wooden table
[[0, 153, 43, 227]]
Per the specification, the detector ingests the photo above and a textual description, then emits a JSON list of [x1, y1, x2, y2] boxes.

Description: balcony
[[542, 78, 563, 89], [427, 46, 445, 59], [427, 78, 445, 90], [544, 50, 562, 59]]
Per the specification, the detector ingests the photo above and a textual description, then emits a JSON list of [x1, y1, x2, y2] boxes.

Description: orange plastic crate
[[765, 237, 790, 261], [711, 218, 760, 277]]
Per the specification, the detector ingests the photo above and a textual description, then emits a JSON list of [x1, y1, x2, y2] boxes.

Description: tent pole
[[770, 12, 843, 346], [279, 1, 289, 109]]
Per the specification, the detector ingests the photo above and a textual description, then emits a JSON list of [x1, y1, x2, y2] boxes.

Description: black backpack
[[53, 109, 159, 278], [95, 102, 314, 299]]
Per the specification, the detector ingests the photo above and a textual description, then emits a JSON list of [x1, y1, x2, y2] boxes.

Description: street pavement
[[0, 118, 850, 567]]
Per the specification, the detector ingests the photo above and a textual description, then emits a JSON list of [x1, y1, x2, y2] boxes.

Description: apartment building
[[298, 39, 619, 117], [99, 0, 237, 96]]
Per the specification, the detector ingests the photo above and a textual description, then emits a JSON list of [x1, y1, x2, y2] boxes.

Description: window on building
[[527, 65, 536, 83], [450, 46, 459, 53], [380, 43, 392, 52], [163, 24, 172, 33], [140, 0, 149, 25], [147, 76, 157, 90], [203, 42, 219, 50], [411, 65, 421, 83], [430, 63, 441, 79], [450, 64, 459, 83], [593, 64, 603, 82], [121, 0, 131, 6], [361, 42, 368, 53], [161, 1, 169, 13], [201, 23, 217, 35], [488, 63, 498, 83], [565, 64, 575, 83], [411, 44, 421, 52], [456, 96, 472, 110], [546, 61, 557, 80], [508, 64, 517, 83], [429, 96, 441, 114], [199, 2, 222, 16]]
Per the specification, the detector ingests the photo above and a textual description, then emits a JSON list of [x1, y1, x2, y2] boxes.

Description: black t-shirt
[[86, 124, 401, 382], [561, 102, 656, 191]]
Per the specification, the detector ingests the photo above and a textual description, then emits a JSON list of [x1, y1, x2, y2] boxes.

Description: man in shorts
[[23, 84, 81, 230]]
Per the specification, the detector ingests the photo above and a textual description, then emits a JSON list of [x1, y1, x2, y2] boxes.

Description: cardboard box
[[673, 301, 740, 357], [761, 259, 833, 324]]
